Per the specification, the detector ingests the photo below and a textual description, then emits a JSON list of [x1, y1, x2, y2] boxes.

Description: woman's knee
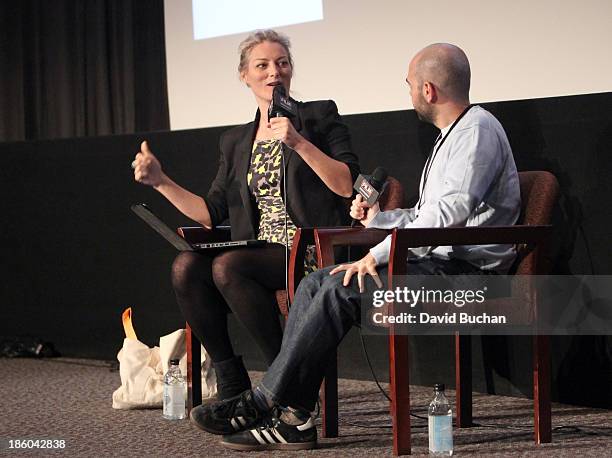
[[211, 250, 244, 291], [171, 251, 209, 293]]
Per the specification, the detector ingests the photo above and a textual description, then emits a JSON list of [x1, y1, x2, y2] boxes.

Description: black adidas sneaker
[[190, 389, 266, 435], [221, 411, 317, 451]]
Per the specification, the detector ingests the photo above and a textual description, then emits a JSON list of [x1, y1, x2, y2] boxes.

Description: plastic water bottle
[[428, 383, 453, 456], [163, 359, 186, 420]]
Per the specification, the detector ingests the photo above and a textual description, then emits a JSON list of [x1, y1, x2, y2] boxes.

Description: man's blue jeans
[[259, 257, 488, 411]]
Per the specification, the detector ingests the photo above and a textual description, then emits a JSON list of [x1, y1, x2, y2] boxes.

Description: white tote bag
[[112, 308, 217, 409]]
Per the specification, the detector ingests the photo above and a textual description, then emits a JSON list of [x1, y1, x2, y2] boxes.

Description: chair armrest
[[177, 226, 231, 244], [314, 227, 392, 267], [389, 225, 552, 275]]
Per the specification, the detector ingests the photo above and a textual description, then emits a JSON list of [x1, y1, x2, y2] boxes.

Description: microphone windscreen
[[274, 85, 287, 98], [370, 167, 388, 191]]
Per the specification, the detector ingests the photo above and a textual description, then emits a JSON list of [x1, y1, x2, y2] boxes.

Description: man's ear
[[422, 81, 437, 103]]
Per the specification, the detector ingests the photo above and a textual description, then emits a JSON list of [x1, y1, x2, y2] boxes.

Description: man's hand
[[329, 253, 383, 293], [350, 194, 380, 226]]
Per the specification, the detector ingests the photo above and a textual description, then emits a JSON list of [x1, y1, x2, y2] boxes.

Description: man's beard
[[415, 105, 435, 124]]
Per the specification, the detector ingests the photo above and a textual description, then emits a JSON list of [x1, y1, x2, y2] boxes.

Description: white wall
[[164, 0, 612, 130]]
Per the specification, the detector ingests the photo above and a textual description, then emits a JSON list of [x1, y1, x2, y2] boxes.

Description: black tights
[[171, 245, 287, 365]]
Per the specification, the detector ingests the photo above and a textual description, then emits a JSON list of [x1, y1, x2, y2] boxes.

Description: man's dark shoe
[[221, 410, 317, 451], [190, 389, 266, 435]]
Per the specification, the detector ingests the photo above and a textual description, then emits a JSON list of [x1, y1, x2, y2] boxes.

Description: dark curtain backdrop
[[0, 0, 169, 142]]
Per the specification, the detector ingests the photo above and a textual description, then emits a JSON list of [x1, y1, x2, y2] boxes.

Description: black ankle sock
[[213, 355, 251, 400]]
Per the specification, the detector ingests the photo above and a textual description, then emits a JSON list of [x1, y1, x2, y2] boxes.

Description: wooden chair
[[314, 171, 559, 455]]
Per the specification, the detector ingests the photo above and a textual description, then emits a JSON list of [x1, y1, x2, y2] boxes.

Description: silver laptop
[[131, 203, 267, 252]]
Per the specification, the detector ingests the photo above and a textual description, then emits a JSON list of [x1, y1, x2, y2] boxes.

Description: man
[[189, 43, 521, 451]]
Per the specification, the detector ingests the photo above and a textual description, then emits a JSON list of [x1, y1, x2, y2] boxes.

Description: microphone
[[351, 167, 388, 226], [268, 85, 297, 121], [354, 167, 388, 206]]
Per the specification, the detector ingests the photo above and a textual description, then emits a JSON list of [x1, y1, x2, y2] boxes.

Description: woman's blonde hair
[[238, 29, 293, 74]]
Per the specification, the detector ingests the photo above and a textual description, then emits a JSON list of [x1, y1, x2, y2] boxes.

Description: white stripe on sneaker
[[261, 430, 277, 444], [230, 418, 239, 430], [271, 427, 288, 444], [237, 416, 246, 426], [250, 429, 267, 445], [297, 417, 315, 431]]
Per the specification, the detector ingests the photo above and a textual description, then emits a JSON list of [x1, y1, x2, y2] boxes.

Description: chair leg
[[533, 334, 551, 444], [321, 349, 339, 438], [389, 333, 411, 456], [186, 324, 202, 411], [455, 333, 473, 427]]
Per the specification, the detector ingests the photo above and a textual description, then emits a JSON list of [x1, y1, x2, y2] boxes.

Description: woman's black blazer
[[204, 100, 360, 241]]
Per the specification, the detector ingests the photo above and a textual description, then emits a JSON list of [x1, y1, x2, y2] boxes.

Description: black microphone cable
[[269, 84, 298, 311], [280, 128, 291, 310], [269, 109, 291, 311]]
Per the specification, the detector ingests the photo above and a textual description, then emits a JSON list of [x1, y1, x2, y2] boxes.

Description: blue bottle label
[[428, 414, 453, 452]]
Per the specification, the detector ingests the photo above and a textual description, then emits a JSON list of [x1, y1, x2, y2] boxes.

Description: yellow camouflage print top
[[247, 140, 317, 273]]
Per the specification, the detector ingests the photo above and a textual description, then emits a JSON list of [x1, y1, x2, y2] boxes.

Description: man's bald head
[[411, 43, 471, 104]]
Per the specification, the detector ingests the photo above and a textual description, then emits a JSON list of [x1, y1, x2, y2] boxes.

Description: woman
[[132, 29, 359, 401]]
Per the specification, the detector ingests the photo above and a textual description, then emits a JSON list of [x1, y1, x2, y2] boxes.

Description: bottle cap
[[434, 383, 445, 392], [170, 358, 180, 365]]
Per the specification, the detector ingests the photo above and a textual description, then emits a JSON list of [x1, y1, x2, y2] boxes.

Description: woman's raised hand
[[132, 141, 164, 187]]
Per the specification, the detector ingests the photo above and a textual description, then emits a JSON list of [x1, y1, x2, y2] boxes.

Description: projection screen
[[164, 0, 612, 130]]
